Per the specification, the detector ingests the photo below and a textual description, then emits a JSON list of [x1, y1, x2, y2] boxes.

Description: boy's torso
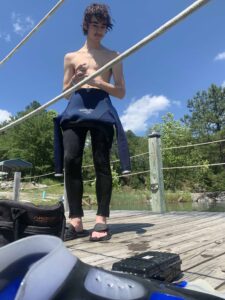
[[70, 47, 116, 89]]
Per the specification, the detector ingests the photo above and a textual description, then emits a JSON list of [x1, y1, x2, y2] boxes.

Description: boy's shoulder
[[101, 46, 119, 58], [64, 51, 77, 61], [64, 47, 119, 60], [98, 47, 119, 60]]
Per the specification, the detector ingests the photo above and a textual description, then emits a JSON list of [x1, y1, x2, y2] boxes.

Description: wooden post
[[148, 132, 166, 213], [13, 171, 21, 201]]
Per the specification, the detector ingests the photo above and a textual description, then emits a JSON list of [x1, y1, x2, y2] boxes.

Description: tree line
[[1, 84, 225, 192]]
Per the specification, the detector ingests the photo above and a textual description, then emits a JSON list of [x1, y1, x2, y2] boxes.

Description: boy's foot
[[64, 217, 89, 241], [89, 216, 111, 242], [70, 217, 84, 232]]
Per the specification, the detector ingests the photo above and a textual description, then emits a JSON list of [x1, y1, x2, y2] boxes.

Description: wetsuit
[[53, 88, 131, 217]]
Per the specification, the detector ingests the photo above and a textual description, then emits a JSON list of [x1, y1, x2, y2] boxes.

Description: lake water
[[167, 201, 225, 212], [109, 199, 225, 212]]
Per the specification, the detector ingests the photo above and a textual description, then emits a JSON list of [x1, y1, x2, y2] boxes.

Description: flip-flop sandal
[[89, 223, 111, 242], [64, 224, 89, 241]]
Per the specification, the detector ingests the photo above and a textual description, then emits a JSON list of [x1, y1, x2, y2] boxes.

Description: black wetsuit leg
[[63, 127, 87, 218], [90, 124, 114, 217]]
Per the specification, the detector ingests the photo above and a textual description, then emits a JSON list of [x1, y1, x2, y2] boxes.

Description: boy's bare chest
[[73, 52, 111, 71]]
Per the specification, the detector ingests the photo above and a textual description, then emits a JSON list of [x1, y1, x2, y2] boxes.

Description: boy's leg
[[63, 127, 87, 231], [90, 125, 114, 239]]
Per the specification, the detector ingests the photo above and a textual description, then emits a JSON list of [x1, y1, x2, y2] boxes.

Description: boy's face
[[87, 16, 107, 41]]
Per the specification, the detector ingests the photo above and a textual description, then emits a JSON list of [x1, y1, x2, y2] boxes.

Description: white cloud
[[0, 12, 34, 43], [11, 12, 34, 36], [215, 52, 225, 61], [222, 81, 225, 88], [120, 94, 170, 133], [0, 109, 12, 123]]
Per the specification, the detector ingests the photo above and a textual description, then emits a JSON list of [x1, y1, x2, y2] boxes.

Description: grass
[[21, 178, 64, 203], [2, 183, 225, 212], [1, 177, 194, 211], [165, 190, 192, 203], [111, 187, 150, 210]]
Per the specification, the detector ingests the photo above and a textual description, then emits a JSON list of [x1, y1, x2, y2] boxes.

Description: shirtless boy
[[62, 3, 126, 241]]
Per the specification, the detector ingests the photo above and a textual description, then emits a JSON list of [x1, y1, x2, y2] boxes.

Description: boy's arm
[[111, 52, 126, 99], [63, 53, 75, 99]]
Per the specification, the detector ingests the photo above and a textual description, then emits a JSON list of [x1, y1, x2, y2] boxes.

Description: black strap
[[11, 208, 26, 241]]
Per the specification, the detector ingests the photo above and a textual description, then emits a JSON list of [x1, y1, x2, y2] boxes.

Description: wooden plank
[[67, 213, 224, 252], [182, 251, 225, 288], [65, 210, 225, 290], [67, 213, 224, 263]]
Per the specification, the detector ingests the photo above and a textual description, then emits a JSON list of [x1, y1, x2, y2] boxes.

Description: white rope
[[2, 151, 149, 182], [0, 0, 65, 66], [82, 151, 149, 169], [22, 179, 94, 187], [83, 170, 151, 184], [82, 164, 96, 169], [163, 162, 225, 170], [0, 0, 210, 133], [21, 172, 55, 180], [19, 161, 225, 189], [4, 135, 225, 180], [163, 138, 225, 151], [86, 170, 150, 182], [83, 179, 95, 184], [118, 170, 150, 178], [110, 151, 149, 165], [131, 152, 149, 158]]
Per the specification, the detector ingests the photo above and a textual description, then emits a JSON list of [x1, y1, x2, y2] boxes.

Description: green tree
[[122, 130, 148, 189], [0, 101, 57, 174], [182, 84, 225, 190], [182, 84, 225, 137], [149, 113, 207, 191]]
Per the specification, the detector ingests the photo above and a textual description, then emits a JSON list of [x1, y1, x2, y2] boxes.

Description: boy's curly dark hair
[[82, 3, 113, 35]]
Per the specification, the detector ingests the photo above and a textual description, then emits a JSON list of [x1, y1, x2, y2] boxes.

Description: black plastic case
[[112, 251, 182, 282]]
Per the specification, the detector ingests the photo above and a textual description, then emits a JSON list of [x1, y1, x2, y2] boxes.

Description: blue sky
[[0, 0, 225, 136]]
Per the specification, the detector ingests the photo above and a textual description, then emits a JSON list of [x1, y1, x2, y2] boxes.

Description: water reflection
[[167, 201, 225, 212], [84, 194, 225, 212], [110, 200, 225, 213]]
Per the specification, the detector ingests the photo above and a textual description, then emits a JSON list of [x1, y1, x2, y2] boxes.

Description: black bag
[[0, 200, 66, 247]]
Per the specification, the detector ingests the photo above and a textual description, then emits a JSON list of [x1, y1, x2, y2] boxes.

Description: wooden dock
[[65, 210, 225, 291]]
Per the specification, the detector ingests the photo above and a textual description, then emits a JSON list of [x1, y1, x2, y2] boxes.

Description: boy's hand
[[71, 63, 88, 85], [87, 77, 104, 88]]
